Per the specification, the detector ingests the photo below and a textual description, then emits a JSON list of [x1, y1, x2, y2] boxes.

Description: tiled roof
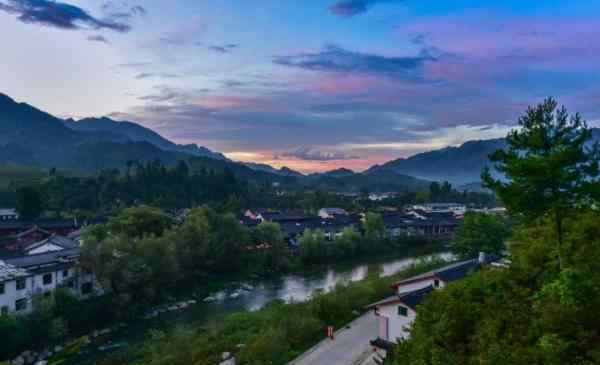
[[4, 247, 80, 270], [366, 285, 435, 310], [24, 235, 79, 252], [0, 260, 29, 282], [399, 285, 435, 309], [392, 259, 479, 287]]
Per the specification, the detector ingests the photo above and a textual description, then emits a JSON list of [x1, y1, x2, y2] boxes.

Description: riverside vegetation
[[392, 98, 600, 365], [0, 203, 442, 361]]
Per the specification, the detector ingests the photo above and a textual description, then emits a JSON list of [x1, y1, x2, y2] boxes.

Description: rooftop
[[392, 259, 479, 288], [0, 260, 29, 282]]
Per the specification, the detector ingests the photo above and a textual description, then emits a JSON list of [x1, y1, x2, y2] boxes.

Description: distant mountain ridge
[[369, 129, 600, 185], [63, 117, 226, 160], [0, 92, 429, 192]]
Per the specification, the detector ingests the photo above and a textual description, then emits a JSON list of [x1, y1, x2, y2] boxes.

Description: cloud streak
[[0, 0, 131, 31], [207, 44, 237, 53], [328, 0, 401, 17], [280, 147, 359, 161], [87, 34, 109, 43], [274, 44, 437, 80]]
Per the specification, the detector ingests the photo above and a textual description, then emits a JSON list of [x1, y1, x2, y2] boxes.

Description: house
[[367, 257, 485, 344], [0, 209, 18, 221], [23, 235, 79, 255], [318, 208, 348, 219], [382, 212, 458, 239], [0, 260, 30, 315], [412, 203, 466, 215], [1, 247, 99, 315], [2, 226, 52, 252]]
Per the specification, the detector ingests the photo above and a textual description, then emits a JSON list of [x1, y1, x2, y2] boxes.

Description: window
[[1, 306, 8, 316], [434, 279, 440, 288], [15, 298, 27, 311], [16, 278, 26, 290], [43, 273, 53, 285], [0, 282, 4, 295], [81, 282, 93, 295], [398, 306, 408, 317], [63, 269, 69, 278]]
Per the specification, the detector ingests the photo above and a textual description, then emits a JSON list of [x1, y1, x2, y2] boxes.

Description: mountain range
[[3, 92, 597, 191], [0, 93, 428, 192]]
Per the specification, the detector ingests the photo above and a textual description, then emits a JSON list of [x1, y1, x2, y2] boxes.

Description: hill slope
[[64, 117, 226, 160], [370, 130, 599, 185]]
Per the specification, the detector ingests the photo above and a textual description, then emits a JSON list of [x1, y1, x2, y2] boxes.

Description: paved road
[[288, 312, 378, 365]]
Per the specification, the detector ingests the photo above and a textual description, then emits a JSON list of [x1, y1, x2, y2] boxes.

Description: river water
[[72, 249, 453, 364]]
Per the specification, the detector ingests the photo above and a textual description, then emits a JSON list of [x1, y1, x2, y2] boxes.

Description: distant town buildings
[[0, 208, 18, 221], [0, 218, 102, 315]]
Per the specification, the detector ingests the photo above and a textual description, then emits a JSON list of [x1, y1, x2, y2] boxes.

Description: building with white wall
[[0, 209, 18, 221], [0, 247, 98, 315], [367, 258, 483, 344]]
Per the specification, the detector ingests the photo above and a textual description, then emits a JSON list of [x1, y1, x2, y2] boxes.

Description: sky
[[2, 0, 600, 173]]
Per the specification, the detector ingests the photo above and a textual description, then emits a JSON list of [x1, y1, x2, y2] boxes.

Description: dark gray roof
[[366, 285, 435, 310], [4, 247, 80, 270], [393, 259, 479, 286], [399, 285, 435, 309], [0, 260, 29, 282], [25, 235, 79, 252]]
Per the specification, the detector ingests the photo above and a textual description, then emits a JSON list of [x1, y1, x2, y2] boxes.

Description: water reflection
[[201, 251, 453, 314]]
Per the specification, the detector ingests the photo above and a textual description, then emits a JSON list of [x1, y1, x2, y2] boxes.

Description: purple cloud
[[207, 44, 237, 53], [280, 147, 359, 161], [329, 0, 401, 17], [87, 34, 109, 43], [274, 44, 437, 80], [0, 0, 130, 31]]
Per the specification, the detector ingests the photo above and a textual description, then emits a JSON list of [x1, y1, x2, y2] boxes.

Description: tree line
[[392, 98, 600, 365]]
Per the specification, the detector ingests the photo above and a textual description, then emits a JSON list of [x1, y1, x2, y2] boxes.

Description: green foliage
[[15, 185, 44, 219], [119, 258, 449, 365], [483, 98, 600, 267], [298, 228, 328, 264], [0, 290, 115, 360], [363, 212, 386, 240], [393, 99, 600, 365], [37, 159, 247, 216], [255, 221, 290, 271], [82, 205, 250, 316], [452, 211, 511, 258]]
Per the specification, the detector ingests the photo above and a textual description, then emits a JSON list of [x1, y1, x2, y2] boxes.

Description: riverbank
[[87, 254, 452, 365]]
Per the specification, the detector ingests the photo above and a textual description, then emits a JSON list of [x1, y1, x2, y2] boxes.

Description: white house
[[1, 248, 99, 315], [412, 203, 466, 215], [0, 260, 31, 315], [367, 257, 483, 344], [0, 208, 18, 221], [318, 208, 348, 219]]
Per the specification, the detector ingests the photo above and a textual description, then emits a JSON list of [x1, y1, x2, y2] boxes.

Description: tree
[[363, 212, 386, 241], [452, 212, 510, 258], [483, 98, 599, 268], [256, 221, 289, 271], [15, 186, 44, 220], [298, 229, 327, 263], [106, 205, 172, 238]]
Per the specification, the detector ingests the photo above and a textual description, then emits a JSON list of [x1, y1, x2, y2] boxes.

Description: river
[[70, 249, 453, 364]]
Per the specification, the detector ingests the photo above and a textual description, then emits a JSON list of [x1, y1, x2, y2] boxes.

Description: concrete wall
[[378, 303, 416, 343]]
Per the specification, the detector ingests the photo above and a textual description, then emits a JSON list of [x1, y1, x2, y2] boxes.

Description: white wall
[[378, 304, 417, 343], [0, 277, 34, 313], [0, 267, 82, 315]]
